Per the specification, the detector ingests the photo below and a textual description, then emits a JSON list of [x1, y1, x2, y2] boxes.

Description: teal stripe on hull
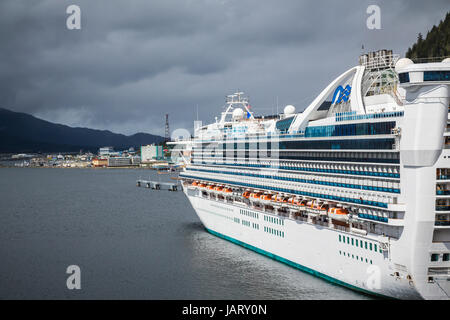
[[205, 227, 391, 299]]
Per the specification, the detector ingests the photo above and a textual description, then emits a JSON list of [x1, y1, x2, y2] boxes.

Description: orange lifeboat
[[328, 207, 349, 221], [329, 207, 348, 215], [250, 192, 262, 200], [214, 186, 224, 192], [287, 197, 296, 205], [198, 183, 207, 188], [223, 188, 232, 194], [192, 181, 198, 187], [260, 194, 273, 204], [242, 191, 251, 199], [277, 196, 288, 203], [207, 185, 215, 190]]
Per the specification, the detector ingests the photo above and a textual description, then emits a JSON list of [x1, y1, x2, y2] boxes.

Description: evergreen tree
[[406, 11, 450, 60]]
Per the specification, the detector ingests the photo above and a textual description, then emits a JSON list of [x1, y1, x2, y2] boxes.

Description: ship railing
[[411, 55, 450, 63], [333, 224, 350, 233], [314, 220, 328, 227], [293, 215, 308, 223]]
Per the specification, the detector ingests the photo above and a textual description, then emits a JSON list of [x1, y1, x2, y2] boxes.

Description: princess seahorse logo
[[332, 85, 352, 104]]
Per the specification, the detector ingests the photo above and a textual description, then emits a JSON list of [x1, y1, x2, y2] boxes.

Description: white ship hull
[[185, 187, 423, 299], [172, 54, 450, 299]]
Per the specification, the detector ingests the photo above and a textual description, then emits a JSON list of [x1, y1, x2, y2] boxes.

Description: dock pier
[[136, 179, 179, 191]]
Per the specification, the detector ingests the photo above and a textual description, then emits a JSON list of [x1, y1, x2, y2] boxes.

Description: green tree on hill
[[406, 12, 450, 60]]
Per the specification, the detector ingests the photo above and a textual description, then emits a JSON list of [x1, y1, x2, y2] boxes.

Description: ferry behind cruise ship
[[172, 50, 450, 299]]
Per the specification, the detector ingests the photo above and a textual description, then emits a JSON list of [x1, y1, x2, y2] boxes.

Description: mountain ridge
[[0, 107, 164, 153]]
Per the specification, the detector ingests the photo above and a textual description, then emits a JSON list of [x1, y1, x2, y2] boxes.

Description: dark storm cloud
[[0, 0, 448, 135]]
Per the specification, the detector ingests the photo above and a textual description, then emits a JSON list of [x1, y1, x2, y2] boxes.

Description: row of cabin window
[[188, 167, 400, 194], [264, 226, 285, 238], [339, 234, 382, 253], [240, 209, 259, 219], [198, 138, 395, 151], [189, 162, 400, 178], [193, 153, 400, 164], [339, 250, 373, 264], [242, 220, 251, 227], [431, 253, 450, 262], [264, 215, 284, 226]]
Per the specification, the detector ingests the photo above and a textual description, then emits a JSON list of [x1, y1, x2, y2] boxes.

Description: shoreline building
[[141, 144, 163, 163]]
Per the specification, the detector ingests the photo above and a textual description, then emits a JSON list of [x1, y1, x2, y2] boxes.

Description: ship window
[[369, 243, 373, 251], [351, 238, 354, 246], [424, 71, 450, 82], [339, 235, 342, 242], [347, 237, 350, 244], [365, 242, 368, 249], [443, 254, 449, 261], [355, 239, 359, 246], [398, 72, 410, 83], [431, 254, 439, 262], [374, 244, 377, 252]]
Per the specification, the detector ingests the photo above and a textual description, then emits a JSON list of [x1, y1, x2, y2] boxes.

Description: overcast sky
[[0, 0, 448, 136]]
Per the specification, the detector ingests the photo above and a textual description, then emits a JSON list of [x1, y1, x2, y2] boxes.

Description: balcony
[[435, 205, 450, 211]]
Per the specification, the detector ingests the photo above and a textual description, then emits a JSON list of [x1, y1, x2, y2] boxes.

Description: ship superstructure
[[174, 50, 450, 299]]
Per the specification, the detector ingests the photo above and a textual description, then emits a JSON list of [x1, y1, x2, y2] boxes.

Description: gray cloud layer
[[0, 0, 448, 135]]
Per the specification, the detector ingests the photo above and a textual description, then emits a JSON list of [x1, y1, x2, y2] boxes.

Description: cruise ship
[[174, 50, 450, 299]]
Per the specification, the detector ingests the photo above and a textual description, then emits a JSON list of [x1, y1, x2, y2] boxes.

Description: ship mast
[[219, 92, 254, 123]]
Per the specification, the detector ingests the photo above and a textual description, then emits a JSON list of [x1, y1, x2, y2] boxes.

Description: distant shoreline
[[0, 165, 175, 170]]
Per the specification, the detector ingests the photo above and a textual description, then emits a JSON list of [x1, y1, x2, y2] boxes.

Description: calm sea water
[[0, 168, 372, 299]]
